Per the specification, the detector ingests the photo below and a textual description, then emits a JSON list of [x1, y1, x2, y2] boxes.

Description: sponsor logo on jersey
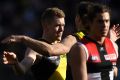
[[104, 54, 116, 60]]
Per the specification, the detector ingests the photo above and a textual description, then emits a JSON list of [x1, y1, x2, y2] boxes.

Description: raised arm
[[1, 35, 77, 56]]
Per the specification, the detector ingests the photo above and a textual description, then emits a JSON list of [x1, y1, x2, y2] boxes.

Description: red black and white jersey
[[78, 37, 118, 80]]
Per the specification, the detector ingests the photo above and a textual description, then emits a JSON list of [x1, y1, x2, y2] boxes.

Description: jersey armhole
[[110, 39, 118, 58]]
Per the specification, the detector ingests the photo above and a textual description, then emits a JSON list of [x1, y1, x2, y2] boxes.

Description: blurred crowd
[[0, 0, 120, 80]]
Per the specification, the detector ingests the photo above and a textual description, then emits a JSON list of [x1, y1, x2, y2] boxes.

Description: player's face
[[48, 17, 65, 41], [90, 12, 110, 38]]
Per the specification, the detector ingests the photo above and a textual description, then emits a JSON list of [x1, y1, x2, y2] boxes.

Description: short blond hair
[[41, 7, 65, 25]]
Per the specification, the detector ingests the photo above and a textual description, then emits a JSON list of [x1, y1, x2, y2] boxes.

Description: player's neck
[[42, 35, 59, 44]]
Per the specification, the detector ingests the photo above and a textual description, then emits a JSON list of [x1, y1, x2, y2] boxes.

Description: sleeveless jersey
[[66, 32, 118, 80], [31, 54, 67, 80], [49, 54, 67, 80], [31, 39, 67, 80], [80, 37, 118, 80]]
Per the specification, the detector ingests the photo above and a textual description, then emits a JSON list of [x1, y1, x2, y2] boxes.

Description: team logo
[[91, 56, 99, 61]]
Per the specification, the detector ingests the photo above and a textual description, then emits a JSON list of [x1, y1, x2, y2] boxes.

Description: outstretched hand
[[3, 51, 18, 65], [109, 24, 120, 42]]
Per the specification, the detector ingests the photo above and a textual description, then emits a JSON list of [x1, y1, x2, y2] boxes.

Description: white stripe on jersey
[[88, 70, 114, 80]]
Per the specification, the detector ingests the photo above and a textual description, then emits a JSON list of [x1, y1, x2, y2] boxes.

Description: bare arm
[[108, 24, 120, 78], [3, 51, 25, 75], [15, 48, 38, 74], [2, 35, 77, 56], [113, 66, 118, 78], [68, 43, 87, 80], [3, 48, 39, 75]]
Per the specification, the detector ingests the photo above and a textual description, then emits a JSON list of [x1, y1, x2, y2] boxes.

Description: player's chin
[[58, 37, 62, 41], [101, 34, 107, 37], [56, 36, 62, 41], [101, 32, 108, 37]]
